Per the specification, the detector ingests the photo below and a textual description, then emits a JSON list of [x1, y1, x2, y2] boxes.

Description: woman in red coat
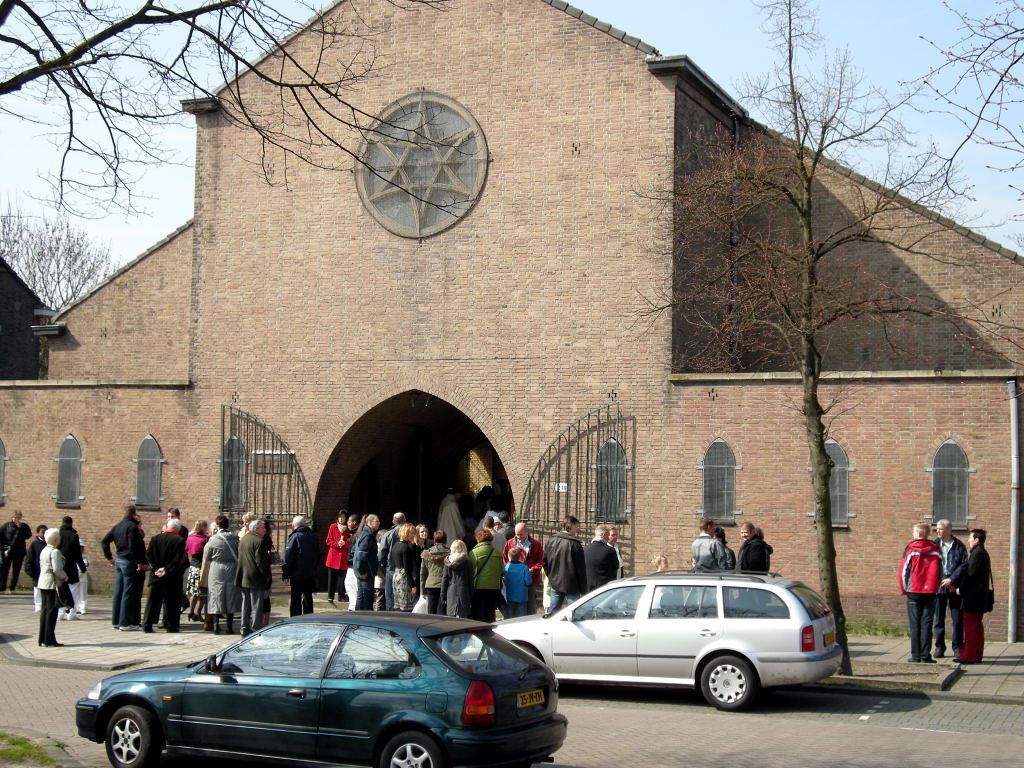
[[324, 510, 352, 603]]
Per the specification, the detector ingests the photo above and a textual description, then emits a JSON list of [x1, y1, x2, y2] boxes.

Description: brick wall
[[0, 0, 1020, 634], [48, 223, 193, 382]]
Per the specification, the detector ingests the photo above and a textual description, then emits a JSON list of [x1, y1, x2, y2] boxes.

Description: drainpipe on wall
[[1009, 378, 1020, 643]]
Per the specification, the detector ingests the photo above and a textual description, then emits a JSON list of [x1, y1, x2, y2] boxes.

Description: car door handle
[[699, 630, 717, 637], [286, 689, 306, 699], [619, 630, 636, 638]]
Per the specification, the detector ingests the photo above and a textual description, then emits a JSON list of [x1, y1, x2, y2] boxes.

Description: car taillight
[[462, 681, 495, 725], [800, 625, 815, 652]]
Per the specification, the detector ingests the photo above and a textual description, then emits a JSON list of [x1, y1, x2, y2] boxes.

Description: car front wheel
[[380, 731, 446, 768], [105, 704, 160, 768], [699, 655, 759, 711]]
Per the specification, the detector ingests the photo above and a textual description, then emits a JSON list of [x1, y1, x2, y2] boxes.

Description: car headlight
[[86, 682, 102, 700]]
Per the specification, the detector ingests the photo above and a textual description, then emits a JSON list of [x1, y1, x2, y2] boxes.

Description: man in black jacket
[[237, 519, 272, 636], [101, 505, 150, 630], [283, 515, 318, 616], [584, 524, 620, 593], [543, 516, 587, 612], [143, 518, 186, 633], [0, 510, 32, 592], [24, 524, 47, 611], [58, 516, 87, 619], [933, 519, 969, 660]]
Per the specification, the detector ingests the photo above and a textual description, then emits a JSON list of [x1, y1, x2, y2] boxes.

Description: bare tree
[[0, 202, 114, 309], [0, 0, 448, 214], [922, 0, 1024, 207], [647, 0, 1024, 674]]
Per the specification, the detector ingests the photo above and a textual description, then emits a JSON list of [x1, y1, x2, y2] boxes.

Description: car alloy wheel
[[381, 731, 444, 768], [700, 654, 759, 712], [105, 705, 159, 768]]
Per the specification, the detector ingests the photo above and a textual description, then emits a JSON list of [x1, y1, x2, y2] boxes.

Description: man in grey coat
[[237, 519, 271, 636], [692, 518, 730, 572]]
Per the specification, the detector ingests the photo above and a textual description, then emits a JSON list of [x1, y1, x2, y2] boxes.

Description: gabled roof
[[184, 0, 661, 112], [0, 254, 46, 309], [744, 118, 1023, 266], [54, 220, 194, 320], [540, 0, 659, 55]]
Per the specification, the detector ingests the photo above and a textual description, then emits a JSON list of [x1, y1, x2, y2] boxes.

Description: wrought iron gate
[[220, 405, 313, 552], [519, 402, 635, 534]]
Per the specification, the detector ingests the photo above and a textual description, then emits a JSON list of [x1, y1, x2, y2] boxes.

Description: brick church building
[[1, 0, 1021, 633]]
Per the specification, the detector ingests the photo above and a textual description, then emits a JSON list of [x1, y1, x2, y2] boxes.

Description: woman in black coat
[[438, 540, 473, 619], [956, 528, 992, 664], [737, 522, 773, 573]]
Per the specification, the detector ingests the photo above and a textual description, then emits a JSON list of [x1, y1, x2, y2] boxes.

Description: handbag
[[57, 582, 74, 609]]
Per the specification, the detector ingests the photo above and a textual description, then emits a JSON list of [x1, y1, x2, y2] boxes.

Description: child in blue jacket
[[503, 547, 534, 618]]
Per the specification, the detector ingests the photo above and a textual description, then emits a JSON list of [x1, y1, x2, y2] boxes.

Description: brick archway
[[310, 382, 519, 533]]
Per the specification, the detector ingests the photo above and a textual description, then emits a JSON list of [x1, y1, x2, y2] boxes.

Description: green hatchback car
[[76, 614, 567, 768]]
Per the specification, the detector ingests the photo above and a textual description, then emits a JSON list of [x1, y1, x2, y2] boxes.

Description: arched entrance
[[313, 390, 511, 532]]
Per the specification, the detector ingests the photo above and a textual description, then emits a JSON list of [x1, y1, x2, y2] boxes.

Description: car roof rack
[[628, 571, 785, 583]]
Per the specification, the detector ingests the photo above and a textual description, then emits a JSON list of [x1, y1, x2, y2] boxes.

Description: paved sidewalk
[[2, 591, 1023, 701]]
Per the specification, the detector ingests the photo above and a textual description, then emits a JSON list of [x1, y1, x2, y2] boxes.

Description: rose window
[[355, 92, 488, 239]]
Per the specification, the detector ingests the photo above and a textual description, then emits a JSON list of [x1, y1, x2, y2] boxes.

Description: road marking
[[899, 727, 964, 735], [859, 715, 870, 721]]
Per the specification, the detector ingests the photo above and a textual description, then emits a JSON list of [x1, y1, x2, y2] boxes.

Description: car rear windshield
[[789, 583, 832, 620], [428, 630, 535, 676]]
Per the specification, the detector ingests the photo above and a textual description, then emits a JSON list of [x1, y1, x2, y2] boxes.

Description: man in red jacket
[[899, 522, 942, 663]]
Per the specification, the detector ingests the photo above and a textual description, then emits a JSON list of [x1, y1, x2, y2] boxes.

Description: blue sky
[[1, 0, 1018, 262]]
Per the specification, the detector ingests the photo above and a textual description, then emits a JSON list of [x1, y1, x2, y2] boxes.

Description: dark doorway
[[314, 391, 509, 532]]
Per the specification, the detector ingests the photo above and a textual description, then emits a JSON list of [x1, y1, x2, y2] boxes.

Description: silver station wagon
[[494, 573, 841, 711]]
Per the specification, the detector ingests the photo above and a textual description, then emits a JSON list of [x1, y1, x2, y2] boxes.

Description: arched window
[[932, 440, 969, 528], [595, 438, 628, 522], [221, 436, 247, 513], [55, 435, 83, 507], [701, 439, 737, 522], [0, 436, 7, 506], [135, 435, 164, 509], [825, 440, 850, 525]]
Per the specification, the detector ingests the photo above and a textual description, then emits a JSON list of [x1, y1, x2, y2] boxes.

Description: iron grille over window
[[932, 440, 969, 527], [135, 435, 164, 509], [701, 439, 736, 522], [55, 435, 82, 507], [519, 402, 635, 533], [825, 440, 850, 525], [0, 436, 6, 505], [221, 436, 247, 514], [595, 438, 628, 523], [220, 406, 312, 551]]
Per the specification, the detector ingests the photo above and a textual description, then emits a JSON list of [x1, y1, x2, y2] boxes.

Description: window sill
[[135, 504, 162, 512], [55, 502, 81, 510]]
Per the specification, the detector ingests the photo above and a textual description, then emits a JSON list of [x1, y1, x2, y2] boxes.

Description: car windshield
[[789, 583, 832, 619], [428, 630, 536, 676]]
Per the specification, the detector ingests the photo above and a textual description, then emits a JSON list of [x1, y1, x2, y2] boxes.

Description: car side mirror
[[205, 654, 220, 674]]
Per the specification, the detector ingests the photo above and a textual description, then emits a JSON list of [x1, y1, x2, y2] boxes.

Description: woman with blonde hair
[[390, 522, 420, 611]]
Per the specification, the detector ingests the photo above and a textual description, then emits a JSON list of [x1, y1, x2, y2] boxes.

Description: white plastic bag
[[412, 595, 429, 614]]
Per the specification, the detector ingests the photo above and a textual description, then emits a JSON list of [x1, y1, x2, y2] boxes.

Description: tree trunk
[[801, 347, 852, 674]]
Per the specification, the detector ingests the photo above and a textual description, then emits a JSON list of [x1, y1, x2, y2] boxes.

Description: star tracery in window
[[356, 93, 488, 239]]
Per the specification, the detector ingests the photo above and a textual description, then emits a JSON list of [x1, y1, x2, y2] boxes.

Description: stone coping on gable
[[669, 369, 1021, 383], [0, 379, 191, 389]]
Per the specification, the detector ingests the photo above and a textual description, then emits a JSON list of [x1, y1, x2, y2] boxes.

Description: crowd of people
[[0, 498, 996, 666], [899, 520, 993, 664]]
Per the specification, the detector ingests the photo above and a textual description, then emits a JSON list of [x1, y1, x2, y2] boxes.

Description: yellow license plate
[[517, 689, 545, 708], [824, 632, 835, 646]]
